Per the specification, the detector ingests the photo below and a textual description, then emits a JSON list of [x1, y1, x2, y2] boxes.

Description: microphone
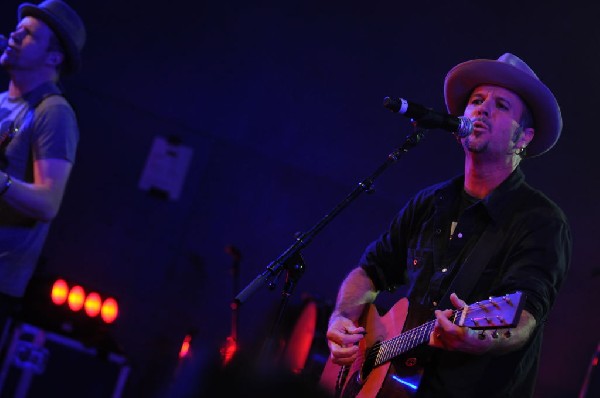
[[383, 96, 473, 138]]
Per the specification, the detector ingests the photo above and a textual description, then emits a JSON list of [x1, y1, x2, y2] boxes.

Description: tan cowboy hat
[[18, 0, 86, 74], [444, 53, 562, 157]]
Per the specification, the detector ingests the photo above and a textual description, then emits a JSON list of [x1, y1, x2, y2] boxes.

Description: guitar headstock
[[458, 291, 524, 330]]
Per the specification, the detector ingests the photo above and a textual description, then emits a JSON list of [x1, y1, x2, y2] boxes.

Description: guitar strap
[[19, 91, 64, 138], [436, 221, 501, 311], [0, 88, 63, 171]]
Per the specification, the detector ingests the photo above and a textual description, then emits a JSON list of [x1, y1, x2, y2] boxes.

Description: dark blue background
[[1, 1, 598, 396]]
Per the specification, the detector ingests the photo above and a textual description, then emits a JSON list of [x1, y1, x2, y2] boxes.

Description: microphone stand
[[220, 245, 242, 366], [234, 124, 427, 369]]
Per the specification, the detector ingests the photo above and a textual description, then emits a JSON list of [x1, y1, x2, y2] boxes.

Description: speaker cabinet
[[0, 322, 129, 398]]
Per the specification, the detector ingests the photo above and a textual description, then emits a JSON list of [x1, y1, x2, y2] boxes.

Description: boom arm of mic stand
[[234, 127, 427, 305]]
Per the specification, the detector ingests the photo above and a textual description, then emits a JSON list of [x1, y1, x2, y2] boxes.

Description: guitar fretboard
[[373, 310, 462, 366]]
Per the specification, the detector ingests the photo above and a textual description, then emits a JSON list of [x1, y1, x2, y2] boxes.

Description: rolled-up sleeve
[[501, 213, 572, 323]]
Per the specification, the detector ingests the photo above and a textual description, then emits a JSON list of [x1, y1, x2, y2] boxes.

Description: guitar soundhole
[[405, 357, 417, 367]]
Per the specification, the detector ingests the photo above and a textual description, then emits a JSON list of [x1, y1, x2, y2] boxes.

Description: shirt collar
[[433, 167, 526, 223], [481, 167, 526, 222], [22, 81, 63, 107]]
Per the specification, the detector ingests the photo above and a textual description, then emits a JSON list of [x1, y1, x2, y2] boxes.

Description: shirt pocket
[[406, 247, 433, 283]]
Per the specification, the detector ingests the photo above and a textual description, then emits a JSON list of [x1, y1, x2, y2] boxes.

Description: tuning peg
[[489, 297, 500, 308]]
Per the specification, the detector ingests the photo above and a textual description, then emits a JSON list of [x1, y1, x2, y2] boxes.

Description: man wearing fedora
[[324, 53, 571, 397], [0, 0, 85, 327]]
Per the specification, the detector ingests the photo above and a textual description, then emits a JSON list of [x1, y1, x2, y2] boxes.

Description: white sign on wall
[[138, 136, 193, 200]]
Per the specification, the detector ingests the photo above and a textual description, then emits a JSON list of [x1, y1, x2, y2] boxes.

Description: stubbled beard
[[463, 136, 488, 153]]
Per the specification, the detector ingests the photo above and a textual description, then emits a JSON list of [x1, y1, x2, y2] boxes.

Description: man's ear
[[517, 127, 535, 150], [46, 51, 64, 67]]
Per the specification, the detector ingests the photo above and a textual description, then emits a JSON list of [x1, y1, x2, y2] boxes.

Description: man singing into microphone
[[0, 0, 85, 333], [325, 53, 571, 397]]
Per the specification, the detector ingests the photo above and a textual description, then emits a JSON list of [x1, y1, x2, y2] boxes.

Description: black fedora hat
[[18, 0, 86, 74]]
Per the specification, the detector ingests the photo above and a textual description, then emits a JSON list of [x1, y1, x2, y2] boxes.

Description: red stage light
[[51, 279, 69, 305], [219, 336, 237, 366], [284, 300, 317, 374], [101, 298, 119, 324], [84, 292, 102, 317], [67, 285, 85, 312], [179, 334, 192, 359]]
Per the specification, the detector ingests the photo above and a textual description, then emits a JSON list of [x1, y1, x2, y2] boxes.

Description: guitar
[[0, 121, 17, 147], [319, 292, 524, 398]]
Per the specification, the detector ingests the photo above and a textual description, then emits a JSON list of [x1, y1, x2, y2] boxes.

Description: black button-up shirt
[[360, 167, 571, 397]]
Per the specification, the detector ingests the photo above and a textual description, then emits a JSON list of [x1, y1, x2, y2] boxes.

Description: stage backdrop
[[0, 1, 597, 397]]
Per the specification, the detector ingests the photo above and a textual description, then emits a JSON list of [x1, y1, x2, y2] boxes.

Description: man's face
[[1, 16, 56, 72], [461, 85, 532, 158]]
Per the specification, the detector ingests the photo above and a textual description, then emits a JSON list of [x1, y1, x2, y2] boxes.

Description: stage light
[[179, 334, 192, 359], [84, 292, 102, 317], [46, 278, 120, 324], [219, 336, 237, 366], [101, 298, 119, 324], [68, 285, 85, 312], [21, 276, 123, 354], [51, 279, 69, 305]]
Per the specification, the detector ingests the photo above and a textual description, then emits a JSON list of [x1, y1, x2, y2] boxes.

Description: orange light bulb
[[51, 279, 69, 305], [84, 292, 102, 317], [67, 285, 85, 311], [101, 297, 119, 324]]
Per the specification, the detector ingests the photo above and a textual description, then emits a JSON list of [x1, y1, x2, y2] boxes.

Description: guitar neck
[[371, 291, 524, 367], [373, 310, 462, 367], [0, 125, 14, 146]]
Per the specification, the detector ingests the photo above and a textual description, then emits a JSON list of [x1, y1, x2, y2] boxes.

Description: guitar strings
[[366, 299, 517, 365]]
